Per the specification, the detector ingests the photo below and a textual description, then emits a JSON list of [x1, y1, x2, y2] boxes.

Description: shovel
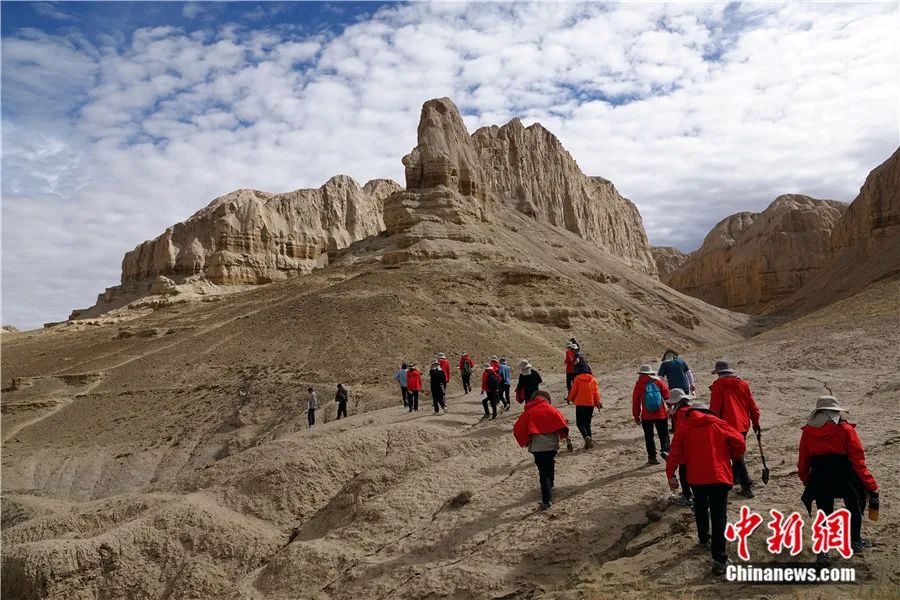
[[756, 430, 770, 485]]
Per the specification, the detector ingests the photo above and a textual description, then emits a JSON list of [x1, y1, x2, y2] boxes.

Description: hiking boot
[[442, 408, 447, 415], [661, 451, 669, 460], [674, 496, 693, 508], [584, 436, 593, 449], [712, 558, 732, 576], [480, 414, 490, 420], [647, 457, 660, 466], [737, 487, 755, 499], [851, 539, 872, 554], [540, 501, 552, 510], [491, 414, 497, 420]]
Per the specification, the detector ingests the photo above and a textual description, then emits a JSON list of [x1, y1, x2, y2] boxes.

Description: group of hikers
[[307, 338, 879, 576]]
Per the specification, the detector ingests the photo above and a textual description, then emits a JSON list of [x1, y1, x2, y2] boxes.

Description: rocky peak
[[651, 246, 689, 280]]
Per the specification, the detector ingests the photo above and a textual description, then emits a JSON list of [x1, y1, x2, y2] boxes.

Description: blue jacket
[[498, 363, 512, 385], [658, 358, 690, 392], [394, 368, 408, 387]]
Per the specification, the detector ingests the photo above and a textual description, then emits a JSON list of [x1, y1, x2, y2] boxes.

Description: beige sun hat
[[666, 388, 694, 405], [637, 364, 656, 376], [807, 395, 847, 426], [438, 353, 446, 359], [483, 362, 493, 370]]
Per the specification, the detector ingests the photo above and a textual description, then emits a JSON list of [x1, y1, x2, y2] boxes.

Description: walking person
[[437, 353, 451, 389], [515, 359, 543, 404], [658, 349, 695, 394], [665, 402, 747, 575], [566, 362, 602, 449], [666, 388, 694, 506], [498, 357, 512, 410], [513, 390, 573, 510], [306, 387, 317, 428], [490, 355, 501, 373], [430, 361, 448, 415], [481, 362, 501, 420], [406, 363, 421, 412], [459, 352, 475, 393], [798, 395, 879, 556], [335, 384, 349, 420], [709, 360, 760, 498], [564, 342, 578, 392], [394, 362, 409, 408], [633, 364, 671, 465]]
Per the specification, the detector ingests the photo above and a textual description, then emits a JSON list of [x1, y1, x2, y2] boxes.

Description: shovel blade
[[762, 467, 770, 485]]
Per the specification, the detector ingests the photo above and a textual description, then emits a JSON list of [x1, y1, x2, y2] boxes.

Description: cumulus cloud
[[2, 2, 898, 328]]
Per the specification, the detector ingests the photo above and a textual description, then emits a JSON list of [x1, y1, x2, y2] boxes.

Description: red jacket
[[564, 349, 576, 374], [438, 358, 451, 383], [513, 398, 569, 447], [481, 369, 500, 393], [406, 368, 422, 392], [671, 403, 691, 432], [632, 375, 669, 421], [567, 373, 602, 407], [666, 409, 746, 485], [459, 355, 474, 371], [709, 376, 760, 433], [797, 420, 878, 492], [490, 360, 500, 372]]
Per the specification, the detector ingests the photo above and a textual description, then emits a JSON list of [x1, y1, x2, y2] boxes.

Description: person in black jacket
[[481, 363, 501, 420], [516, 359, 543, 403], [430, 361, 448, 415], [335, 384, 348, 419]]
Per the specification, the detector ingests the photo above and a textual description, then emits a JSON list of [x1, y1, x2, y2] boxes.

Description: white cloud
[[32, 2, 77, 22], [2, 2, 898, 328]]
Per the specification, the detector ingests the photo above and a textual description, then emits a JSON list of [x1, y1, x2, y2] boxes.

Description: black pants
[[501, 383, 511, 407], [533, 450, 556, 505], [566, 373, 576, 392], [408, 390, 419, 411], [307, 409, 315, 427], [733, 431, 752, 488], [691, 483, 730, 563], [575, 405, 594, 439], [641, 419, 670, 459], [462, 373, 471, 393], [814, 494, 863, 543], [482, 392, 498, 417], [400, 386, 408, 407], [431, 386, 446, 412], [336, 402, 347, 419], [679, 464, 691, 499]]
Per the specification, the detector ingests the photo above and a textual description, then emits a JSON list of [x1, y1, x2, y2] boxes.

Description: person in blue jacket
[[498, 357, 512, 411], [658, 349, 695, 394], [394, 362, 409, 407]]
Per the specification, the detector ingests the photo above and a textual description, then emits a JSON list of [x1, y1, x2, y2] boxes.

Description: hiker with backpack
[[406, 364, 422, 412], [459, 353, 474, 393], [515, 359, 543, 404], [665, 401, 747, 575], [430, 361, 448, 415], [564, 342, 578, 392], [513, 390, 573, 510], [566, 362, 602, 449], [498, 357, 512, 410], [658, 349, 695, 394], [666, 388, 695, 506], [437, 353, 451, 388], [394, 362, 409, 408], [632, 364, 671, 465], [307, 387, 317, 428], [798, 395, 879, 556], [481, 362, 501, 420], [709, 360, 760, 498], [335, 384, 349, 420]]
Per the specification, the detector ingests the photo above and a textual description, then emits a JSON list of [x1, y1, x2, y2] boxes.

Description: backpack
[[643, 380, 662, 412], [461, 359, 472, 376]]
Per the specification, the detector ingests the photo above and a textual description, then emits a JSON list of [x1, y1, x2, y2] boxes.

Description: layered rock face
[[665, 195, 847, 313], [73, 176, 401, 317], [651, 246, 688, 280], [399, 98, 658, 276]]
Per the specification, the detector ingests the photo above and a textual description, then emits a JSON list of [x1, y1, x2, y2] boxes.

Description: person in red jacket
[[459, 353, 475, 393], [798, 395, 879, 555], [406, 363, 422, 413], [709, 360, 760, 498], [564, 342, 578, 392], [666, 403, 746, 575], [566, 362, 602, 449], [513, 390, 573, 509], [666, 388, 695, 507], [632, 364, 670, 465], [437, 353, 451, 387], [481, 363, 501, 419], [490, 355, 500, 373]]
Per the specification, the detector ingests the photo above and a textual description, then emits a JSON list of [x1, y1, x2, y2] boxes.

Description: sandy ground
[[2, 276, 898, 599]]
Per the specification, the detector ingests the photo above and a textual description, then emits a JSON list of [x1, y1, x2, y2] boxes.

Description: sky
[[2, 1, 898, 330]]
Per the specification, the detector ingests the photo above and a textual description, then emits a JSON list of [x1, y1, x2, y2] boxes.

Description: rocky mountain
[[70, 176, 402, 319], [776, 147, 900, 314], [664, 195, 847, 313], [650, 246, 688, 280]]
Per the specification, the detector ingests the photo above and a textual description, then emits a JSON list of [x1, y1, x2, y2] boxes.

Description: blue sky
[[2, 1, 898, 329]]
